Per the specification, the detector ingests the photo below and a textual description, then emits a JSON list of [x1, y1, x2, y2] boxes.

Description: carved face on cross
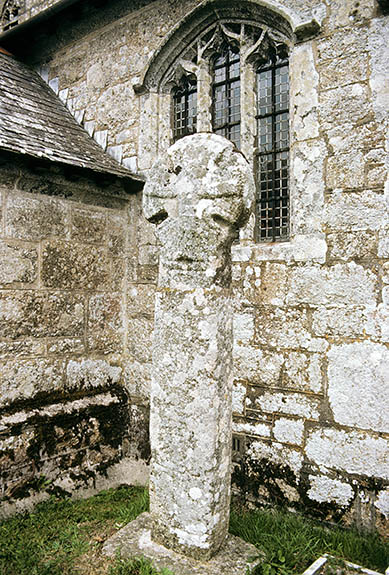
[[143, 133, 254, 288]]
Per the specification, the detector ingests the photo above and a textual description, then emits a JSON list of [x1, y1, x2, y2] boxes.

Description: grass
[[108, 556, 173, 575], [229, 505, 388, 574], [0, 485, 148, 575], [0, 486, 387, 575]]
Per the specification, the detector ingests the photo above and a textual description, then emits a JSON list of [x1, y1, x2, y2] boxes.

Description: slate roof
[[0, 49, 142, 181]]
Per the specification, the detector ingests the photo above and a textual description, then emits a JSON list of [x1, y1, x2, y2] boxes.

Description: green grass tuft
[[108, 555, 173, 575], [0, 486, 387, 575], [0, 485, 149, 575], [229, 505, 389, 574]]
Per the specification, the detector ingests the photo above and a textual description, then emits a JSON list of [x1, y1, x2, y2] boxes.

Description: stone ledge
[[102, 512, 261, 575]]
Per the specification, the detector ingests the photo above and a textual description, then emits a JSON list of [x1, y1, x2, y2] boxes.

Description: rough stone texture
[[102, 513, 260, 575], [0, 390, 137, 509], [306, 428, 388, 480], [0, 155, 148, 513], [375, 489, 389, 519], [273, 418, 304, 446], [307, 476, 354, 507], [327, 230, 378, 262], [87, 293, 123, 353], [248, 439, 303, 477], [66, 359, 121, 390], [327, 342, 389, 434], [0, 291, 84, 339], [286, 263, 378, 308], [0, 0, 388, 535], [312, 307, 373, 339], [249, 391, 320, 420], [0, 358, 64, 407], [234, 346, 284, 383], [6, 193, 69, 241], [0, 242, 38, 285], [255, 307, 328, 352], [324, 190, 387, 232], [143, 134, 254, 560], [42, 239, 109, 290]]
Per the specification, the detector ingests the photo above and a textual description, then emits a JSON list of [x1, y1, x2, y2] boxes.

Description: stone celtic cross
[[143, 133, 254, 560], [103, 133, 258, 573]]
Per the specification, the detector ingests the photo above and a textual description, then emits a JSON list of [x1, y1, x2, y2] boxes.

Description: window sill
[[231, 234, 327, 264]]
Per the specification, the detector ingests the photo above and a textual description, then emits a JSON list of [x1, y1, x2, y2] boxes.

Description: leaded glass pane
[[257, 69, 272, 116], [258, 116, 272, 152], [172, 77, 197, 141], [212, 45, 241, 149], [275, 65, 289, 112], [256, 55, 289, 242], [275, 112, 289, 150]]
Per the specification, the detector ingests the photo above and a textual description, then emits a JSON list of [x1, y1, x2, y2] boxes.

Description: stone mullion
[[196, 59, 213, 132], [239, 52, 257, 241], [240, 62, 256, 168]]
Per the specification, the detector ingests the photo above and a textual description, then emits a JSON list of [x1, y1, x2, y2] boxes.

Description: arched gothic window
[[135, 1, 322, 244], [162, 23, 290, 242]]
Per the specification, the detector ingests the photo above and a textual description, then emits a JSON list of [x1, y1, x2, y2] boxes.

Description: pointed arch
[[135, 0, 319, 94]]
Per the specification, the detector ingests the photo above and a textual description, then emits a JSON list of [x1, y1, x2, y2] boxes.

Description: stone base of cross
[[103, 512, 260, 574]]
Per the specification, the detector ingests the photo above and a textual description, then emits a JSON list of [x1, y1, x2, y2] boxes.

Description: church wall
[[30, 0, 199, 174], [227, 4, 389, 534], [0, 153, 149, 517], [23, 0, 59, 19], [2, 0, 388, 532]]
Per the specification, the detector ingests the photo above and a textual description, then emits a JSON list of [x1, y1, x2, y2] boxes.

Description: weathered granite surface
[[0, 0, 388, 534], [0, 153, 149, 516], [102, 512, 260, 575], [143, 133, 254, 559]]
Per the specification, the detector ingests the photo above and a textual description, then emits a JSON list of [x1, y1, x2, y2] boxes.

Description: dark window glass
[[256, 54, 289, 242], [212, 46, 241, 149], [172, 77, 197, 141]]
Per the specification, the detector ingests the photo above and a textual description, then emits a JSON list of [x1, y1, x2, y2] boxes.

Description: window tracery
[[0, 0, 20, 31], [135, 0, 318, 244], [161, 22, 290, 242]]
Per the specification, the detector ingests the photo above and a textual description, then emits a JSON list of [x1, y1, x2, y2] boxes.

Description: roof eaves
[[0, 138, 144, 184], [0, 50, 144, 187]]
